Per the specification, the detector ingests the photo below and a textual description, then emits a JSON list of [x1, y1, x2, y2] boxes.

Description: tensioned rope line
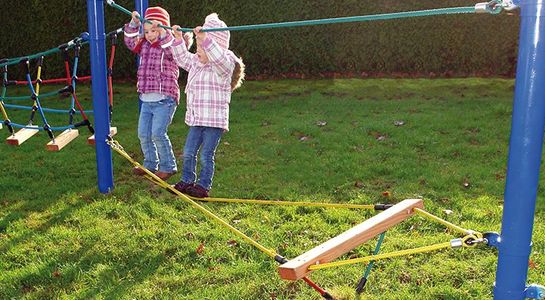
[[106, 0, 504, 33], [307, 233, 486, 271], [0, 29, 122, 68]]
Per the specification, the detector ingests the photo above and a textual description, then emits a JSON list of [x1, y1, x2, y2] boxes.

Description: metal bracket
[[475, 0, 519, 14], [525, 284, 545, 299], [501, 0, 519, 11], [483, 232, 501, 249]]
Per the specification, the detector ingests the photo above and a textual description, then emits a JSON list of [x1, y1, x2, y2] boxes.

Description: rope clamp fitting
[[450, 238, 464, 248], [476, 0, 518, 14], [499, 0, 519, 11], [462, 234, 486, 247]]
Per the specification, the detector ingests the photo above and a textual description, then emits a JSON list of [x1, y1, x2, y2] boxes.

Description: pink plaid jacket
[[124, 24, 184, 103], [172, 37, 236, 131]]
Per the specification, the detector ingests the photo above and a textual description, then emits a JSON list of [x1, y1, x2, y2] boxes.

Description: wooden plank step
[[46, 129, 79, 151], [278, 199, 424, 280], [6, 126, 39, 145], [87, 127, 117, 145]]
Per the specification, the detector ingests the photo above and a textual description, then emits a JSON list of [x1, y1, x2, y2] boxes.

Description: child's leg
[[151, 97, 178, 173], [197, 127, 223, 190], [181, 126, 204, 184], [138, 102, 158, 172]]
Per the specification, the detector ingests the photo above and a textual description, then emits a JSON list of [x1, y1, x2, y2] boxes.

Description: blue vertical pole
[[135, 0, 148, 17], [494, 0, 545, 299], [86, 0, 114, 193], [135, 0, 147, 113]]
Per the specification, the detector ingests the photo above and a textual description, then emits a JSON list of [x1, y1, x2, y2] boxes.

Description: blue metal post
[[135, 0, 148, 113], [86, 0, 114, 193], [494, 0, 545, 299], [135, 0, 148, 17]]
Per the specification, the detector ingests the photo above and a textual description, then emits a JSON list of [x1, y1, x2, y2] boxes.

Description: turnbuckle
[[475, 0, 518, 14]]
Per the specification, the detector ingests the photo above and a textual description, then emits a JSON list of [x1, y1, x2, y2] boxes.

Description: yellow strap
[[0, 101, 9, 121], [35, 65, 42, 96], [177, 196, 375, 210], [107, 139, 278, 258], [308, 241, 453, 270], [414, 208, 482, 238]]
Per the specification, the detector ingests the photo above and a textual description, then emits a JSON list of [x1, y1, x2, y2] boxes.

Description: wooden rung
[[278, 199, 424, 280], [6, 126, 39, 145], [46, 129, 79, 151], [87, 127, 117, 145]]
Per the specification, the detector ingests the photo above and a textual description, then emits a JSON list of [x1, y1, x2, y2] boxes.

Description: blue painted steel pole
[[135, 0, 147, 112], [135, 0, 148, 17], [494, 0, 545, 299], [86, 0, 114, 193]]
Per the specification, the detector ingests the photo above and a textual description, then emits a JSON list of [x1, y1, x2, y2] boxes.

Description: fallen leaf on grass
[[529, 259, 538, 269], [196, 243, 205, 255]]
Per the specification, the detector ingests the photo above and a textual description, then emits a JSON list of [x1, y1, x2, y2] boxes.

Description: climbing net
[[0, 28, 121, 150]]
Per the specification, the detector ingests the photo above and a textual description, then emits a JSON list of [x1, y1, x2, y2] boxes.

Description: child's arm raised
[[195, 27, 235, 78], [171, 25, 196, 71], [124, 11, 142, 53]]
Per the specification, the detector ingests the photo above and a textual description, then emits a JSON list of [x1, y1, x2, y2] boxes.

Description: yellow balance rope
[[171, 196, 375, 210], [107, 139, 278, 258], [414, 208, 483, 238], [0, 101, 8, 121], [308, 235, 479, 271]]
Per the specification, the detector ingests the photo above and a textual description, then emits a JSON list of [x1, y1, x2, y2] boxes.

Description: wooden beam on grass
[[46, 129, 79, 151], [6, 125, 39, 145], [87, 127, 117, 145], [277, 198, 424, 280]]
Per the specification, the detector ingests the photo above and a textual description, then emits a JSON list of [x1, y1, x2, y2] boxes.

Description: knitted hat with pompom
[[203, 13, 229, 49]]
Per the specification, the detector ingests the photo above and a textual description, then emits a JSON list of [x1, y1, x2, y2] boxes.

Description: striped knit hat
[[145, 6, 170, 27], [203, 13, 229, 49]]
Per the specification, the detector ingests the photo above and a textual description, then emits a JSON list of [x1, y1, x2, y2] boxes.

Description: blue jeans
[[181, 126, 223, 190], [138, 97, 177, 173]]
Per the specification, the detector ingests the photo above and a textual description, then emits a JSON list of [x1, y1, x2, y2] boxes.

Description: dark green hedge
[[0, 0, 519, 80]]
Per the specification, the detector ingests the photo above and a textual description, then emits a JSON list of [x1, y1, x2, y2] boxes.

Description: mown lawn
[[1, 78, 543, 299]]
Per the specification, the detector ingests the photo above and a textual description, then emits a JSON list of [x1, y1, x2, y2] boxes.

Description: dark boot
[[186, 184, 209, 198], [171, 181, 194, 194]]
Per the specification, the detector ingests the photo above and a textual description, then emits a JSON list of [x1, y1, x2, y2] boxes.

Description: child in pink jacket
[[124, 7, 189, 180], [171, 13, 245, 198]]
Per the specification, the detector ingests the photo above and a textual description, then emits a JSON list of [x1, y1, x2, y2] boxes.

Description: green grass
[[1, 78, 544, 299]]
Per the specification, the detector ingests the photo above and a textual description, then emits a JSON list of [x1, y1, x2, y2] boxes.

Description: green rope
[[198, 7, 478, 33], [1, 90, 61, 101], [0, 29, 121, 68], [107, 0, 493, 33], [0, 39, 87, 68]]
